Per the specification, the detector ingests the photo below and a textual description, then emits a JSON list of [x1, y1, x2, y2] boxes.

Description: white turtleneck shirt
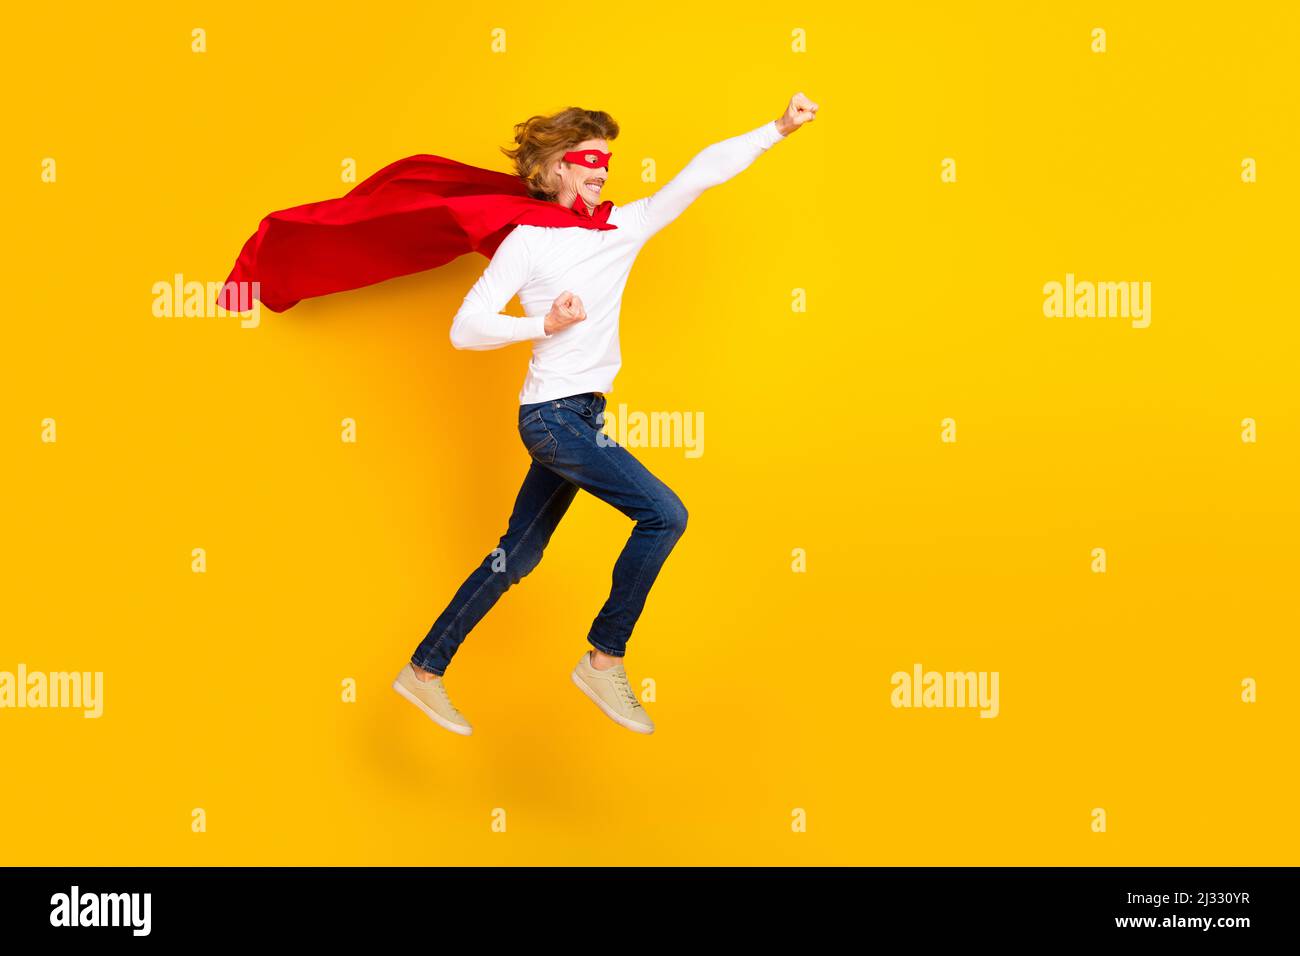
[[447, 118, 786, 404]]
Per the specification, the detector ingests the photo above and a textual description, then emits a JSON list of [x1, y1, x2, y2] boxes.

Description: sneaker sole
[[392, 680, 473, 736], [570, 670, 654, 734]]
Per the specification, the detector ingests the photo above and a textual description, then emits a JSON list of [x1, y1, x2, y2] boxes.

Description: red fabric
[[217, 154, 616, 313]]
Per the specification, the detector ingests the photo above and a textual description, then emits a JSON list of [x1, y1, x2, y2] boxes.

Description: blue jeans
[[409, 392, 688, 676]]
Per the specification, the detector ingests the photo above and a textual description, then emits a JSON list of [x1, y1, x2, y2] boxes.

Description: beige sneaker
[[392, 664, 473, 736], [571, 651, 654, 734]]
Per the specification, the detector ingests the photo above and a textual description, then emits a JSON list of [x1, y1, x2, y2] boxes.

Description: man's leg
[[409, 459, 577, 676], [521, 399, 689, 659], [582, 445, 689, 657]]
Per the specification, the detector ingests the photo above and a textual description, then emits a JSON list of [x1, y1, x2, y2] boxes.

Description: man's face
[[557, 138, 610, 205]]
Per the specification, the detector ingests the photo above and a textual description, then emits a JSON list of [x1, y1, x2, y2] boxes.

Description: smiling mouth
[[584, 181, 603, 194]]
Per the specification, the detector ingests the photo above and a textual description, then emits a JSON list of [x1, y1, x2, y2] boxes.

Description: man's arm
[[627, 119, 785, 240], [449, 227, 551, 350], [626, 92, 819, 239]]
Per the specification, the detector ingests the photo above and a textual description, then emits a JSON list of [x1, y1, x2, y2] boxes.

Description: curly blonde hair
[[501, 107, 620, 201]]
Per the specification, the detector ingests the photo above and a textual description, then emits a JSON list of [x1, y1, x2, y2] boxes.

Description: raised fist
[[776, 92, 819, 136]]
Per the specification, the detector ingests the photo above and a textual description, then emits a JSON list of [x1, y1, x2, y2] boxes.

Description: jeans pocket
[[519, 412, 558, 464]]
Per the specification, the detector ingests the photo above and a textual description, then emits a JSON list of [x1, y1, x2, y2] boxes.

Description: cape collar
[[570, 192, 614, 225]]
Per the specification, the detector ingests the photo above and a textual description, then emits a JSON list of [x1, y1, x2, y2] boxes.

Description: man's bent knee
[[658, 493, 688, 540], [486, 542, 545, 586]]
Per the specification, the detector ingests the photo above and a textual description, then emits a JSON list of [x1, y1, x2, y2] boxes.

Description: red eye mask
[[563, 148, 612, 169]]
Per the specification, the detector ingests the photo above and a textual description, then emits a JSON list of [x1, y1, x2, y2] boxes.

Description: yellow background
[[2, 1, 1296, 865]]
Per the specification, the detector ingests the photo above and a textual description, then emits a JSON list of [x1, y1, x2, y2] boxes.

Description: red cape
[[216, 154, 615, 313]]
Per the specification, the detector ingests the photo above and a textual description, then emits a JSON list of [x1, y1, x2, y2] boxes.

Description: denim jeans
[[409, 392, 689, 676]]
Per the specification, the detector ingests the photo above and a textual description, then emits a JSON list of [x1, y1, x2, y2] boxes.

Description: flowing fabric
[[217, 154, 615, 313]]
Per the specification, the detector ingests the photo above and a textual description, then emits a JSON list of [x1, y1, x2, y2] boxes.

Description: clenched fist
[[544, 291, 586, 335], [775, 92, 819, 137]]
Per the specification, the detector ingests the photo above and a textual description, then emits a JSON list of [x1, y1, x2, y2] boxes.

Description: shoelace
[[432, 679, 463, 715], [610, 669, 642, 710]]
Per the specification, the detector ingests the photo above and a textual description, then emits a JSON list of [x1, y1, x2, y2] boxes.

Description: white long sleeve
[[629, 118, 786, 239], [448, 226, 551, 351]]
